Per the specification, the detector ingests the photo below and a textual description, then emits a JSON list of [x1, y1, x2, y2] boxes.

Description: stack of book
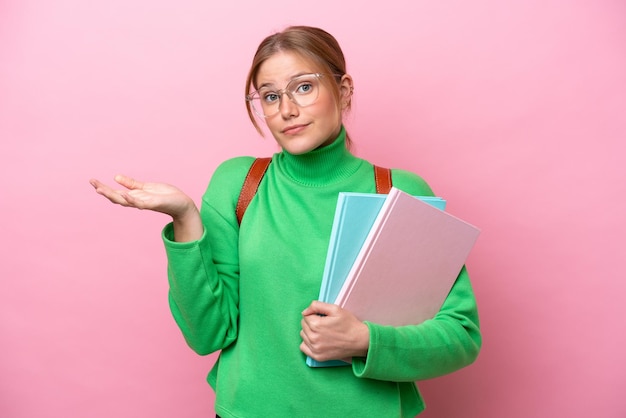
[[307, 187, 480, 367]]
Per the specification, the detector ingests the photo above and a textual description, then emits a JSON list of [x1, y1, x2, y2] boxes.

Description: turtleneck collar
[[275, 126, 363, 187]]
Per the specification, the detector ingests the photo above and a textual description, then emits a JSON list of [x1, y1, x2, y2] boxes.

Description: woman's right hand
[[89, 175, 204, 242]]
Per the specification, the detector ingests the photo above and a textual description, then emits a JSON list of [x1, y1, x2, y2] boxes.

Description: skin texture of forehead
[[255, 50, 326, 88]]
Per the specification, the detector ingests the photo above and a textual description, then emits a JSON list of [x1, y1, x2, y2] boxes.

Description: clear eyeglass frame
[[246, 73, 337, 118]]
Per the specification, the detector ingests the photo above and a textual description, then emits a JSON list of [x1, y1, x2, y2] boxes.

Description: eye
[[262, 92, 280, 104], [295, 82, 314, 95]]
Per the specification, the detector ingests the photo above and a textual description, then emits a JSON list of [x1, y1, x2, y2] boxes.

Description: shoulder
[[212, 156, 258, 180], [389, 168, 435, 197], [200, 156, 268, 222], [206, 156, 258, 193], [200, 156, 258, 205]]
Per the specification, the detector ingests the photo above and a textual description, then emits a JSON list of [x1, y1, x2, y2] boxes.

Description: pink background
[[2, 0, 625, 417]]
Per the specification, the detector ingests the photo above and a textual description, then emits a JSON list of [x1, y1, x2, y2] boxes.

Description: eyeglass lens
[[250, 74, 321, 118]]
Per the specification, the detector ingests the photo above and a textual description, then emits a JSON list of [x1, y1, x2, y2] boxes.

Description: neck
[[276, 126, 361, 186]]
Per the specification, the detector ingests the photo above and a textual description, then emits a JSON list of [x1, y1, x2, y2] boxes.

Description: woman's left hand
[[300, 301, 370, 362]]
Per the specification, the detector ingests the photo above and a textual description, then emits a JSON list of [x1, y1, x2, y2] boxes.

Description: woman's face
[[254, 51, 351, 155]]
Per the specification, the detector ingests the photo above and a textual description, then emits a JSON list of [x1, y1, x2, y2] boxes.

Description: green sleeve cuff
[[351, 321, 379, 378], [161, 222, 208, 249]]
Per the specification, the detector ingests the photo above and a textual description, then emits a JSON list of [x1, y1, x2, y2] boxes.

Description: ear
[[338, 74, 354, 110]]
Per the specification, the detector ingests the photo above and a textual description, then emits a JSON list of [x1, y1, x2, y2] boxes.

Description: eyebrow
[[257, 72, 314, 90]]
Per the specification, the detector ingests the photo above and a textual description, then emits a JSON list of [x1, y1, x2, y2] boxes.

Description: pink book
[[334, 187, 480, 326]]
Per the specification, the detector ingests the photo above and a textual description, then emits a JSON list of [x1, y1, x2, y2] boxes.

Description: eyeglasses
[[246, 73, 334, 118]]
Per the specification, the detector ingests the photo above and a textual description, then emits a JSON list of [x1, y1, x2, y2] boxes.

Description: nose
[[278, 92, 299, 119]]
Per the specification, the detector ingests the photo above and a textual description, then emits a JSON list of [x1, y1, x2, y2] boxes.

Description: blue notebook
[[306, 192, 446, 367]]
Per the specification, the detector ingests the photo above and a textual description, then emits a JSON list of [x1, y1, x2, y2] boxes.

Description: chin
[[274, 135, 317, 155], [282, 143, 318, 155]]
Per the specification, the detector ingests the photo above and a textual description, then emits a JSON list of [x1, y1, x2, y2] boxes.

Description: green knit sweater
[[162, 128, 481, 417]]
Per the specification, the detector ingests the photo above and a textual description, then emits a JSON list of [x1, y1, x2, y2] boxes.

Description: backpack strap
[[373, 165, 392, 194], [236, 159, 393, 225], [236, 157, 272, 225]]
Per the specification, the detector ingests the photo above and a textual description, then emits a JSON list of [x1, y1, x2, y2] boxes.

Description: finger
[[90, 181, 132, 206], [89, 179, 114, 197], [303, 300, 336, 317], [301, 305, 315, 316], [300, 317, 312, 334], [114, 174, 145, 191], [299, 340, 312, 357], [121, 190, 153, 210], [101, 189, 132, 206], [89, 178, 111, 191], [299, 330, 315, 354], [301, 314, 326, 337], [302, 300, 324, 316], [89, 179, 99, 189]]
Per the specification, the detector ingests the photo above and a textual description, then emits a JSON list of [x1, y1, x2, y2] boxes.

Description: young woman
[[90, 25, 481, 418]]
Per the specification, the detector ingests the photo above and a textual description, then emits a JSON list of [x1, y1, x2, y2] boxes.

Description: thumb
[[115, 174, 145, 190]]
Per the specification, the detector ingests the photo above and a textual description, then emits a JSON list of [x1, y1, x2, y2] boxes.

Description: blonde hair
[[245, 26, 352, 145]]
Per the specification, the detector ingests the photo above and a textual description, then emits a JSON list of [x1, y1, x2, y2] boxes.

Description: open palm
[[89, 175, 195, 218]]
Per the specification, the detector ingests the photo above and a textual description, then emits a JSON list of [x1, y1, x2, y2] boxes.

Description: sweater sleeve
[[162, 156, 255, 355], [352, 266, 481, 381], [351, 168, 482, 381]]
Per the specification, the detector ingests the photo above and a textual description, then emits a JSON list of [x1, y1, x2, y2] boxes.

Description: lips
[[282, 123, 308, 135]]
